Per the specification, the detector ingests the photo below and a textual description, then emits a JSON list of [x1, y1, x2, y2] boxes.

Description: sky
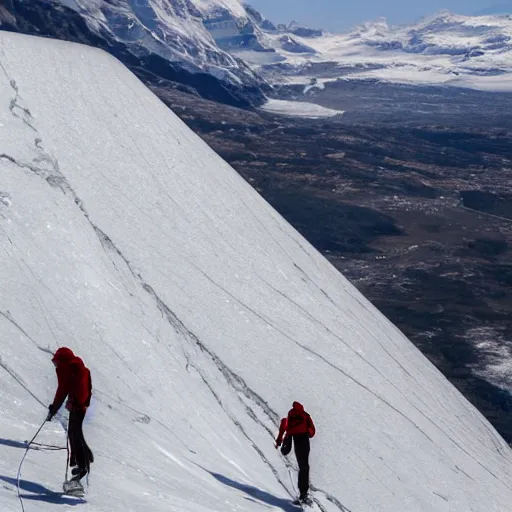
[[248, 1, 509, 31], [2, 29, 512, 512]]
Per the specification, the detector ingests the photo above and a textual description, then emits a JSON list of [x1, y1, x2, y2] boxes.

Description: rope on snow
[[16, 418, 47, 512]]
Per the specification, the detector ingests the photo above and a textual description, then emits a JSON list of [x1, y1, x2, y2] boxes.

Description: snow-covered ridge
[[0, 0, 269, 107], [1, 30, 512, 512], [51, 0, 256, 81], [241, 11, 512, 92]]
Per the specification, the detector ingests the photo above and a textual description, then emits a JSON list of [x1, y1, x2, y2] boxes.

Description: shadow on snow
[[0, 475, 84, 505], [205, 470, 300, 511], [0, 438, 30, 449]]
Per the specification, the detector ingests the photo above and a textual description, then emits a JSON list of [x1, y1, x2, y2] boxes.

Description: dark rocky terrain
[[278, 79, 512, 129], [155, 82, 512, 442]]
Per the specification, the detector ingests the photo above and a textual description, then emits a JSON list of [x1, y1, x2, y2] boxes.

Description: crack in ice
[[0, 58, 37, 132]]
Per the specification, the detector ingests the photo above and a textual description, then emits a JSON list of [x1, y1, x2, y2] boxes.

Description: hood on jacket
[[52, 347, 75, 363], [292, 401, 304, 412]]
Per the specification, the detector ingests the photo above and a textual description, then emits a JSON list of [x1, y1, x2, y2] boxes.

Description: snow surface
[[303, 82, 326, 95], [260, 99, 343, 118], [193, 0, 248, 19], [1, 31, 512, 512]]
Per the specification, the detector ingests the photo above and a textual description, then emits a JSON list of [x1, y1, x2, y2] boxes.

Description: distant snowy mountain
[[236, 11, 512, 93], [0, 0, 270, 107], [2, 30, 512, 512], [202, 5, 322, 54], [0, 0, 332, 105], [2, 3, 511, 105]]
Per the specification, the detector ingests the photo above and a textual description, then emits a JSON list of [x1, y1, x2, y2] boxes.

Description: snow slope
[[1, 31, 512, 512]]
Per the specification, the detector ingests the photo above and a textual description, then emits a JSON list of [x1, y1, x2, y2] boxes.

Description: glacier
[[1, 30, 512, 512]]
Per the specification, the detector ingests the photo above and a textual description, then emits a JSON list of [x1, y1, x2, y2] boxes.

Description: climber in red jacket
[[47, 347, 93, 482], [275, 401, 316, 504]]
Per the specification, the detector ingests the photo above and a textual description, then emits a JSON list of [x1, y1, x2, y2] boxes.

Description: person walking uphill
[[47, 347, 93, 483], [275, 401, 316, 505]]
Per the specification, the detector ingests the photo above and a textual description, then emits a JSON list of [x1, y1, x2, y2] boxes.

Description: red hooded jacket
[[51, 347, 92, 412], [276, 401, 316, 446]]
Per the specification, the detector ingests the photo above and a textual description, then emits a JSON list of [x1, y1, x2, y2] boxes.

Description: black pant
[[68, 410, 93, 471], [281, 434, 310, 498], [293, 434, 310, 498]]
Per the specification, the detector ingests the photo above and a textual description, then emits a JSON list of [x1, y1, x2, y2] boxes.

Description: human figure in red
[[47, 347, 93, 483], [275, 401, 316, 504]]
